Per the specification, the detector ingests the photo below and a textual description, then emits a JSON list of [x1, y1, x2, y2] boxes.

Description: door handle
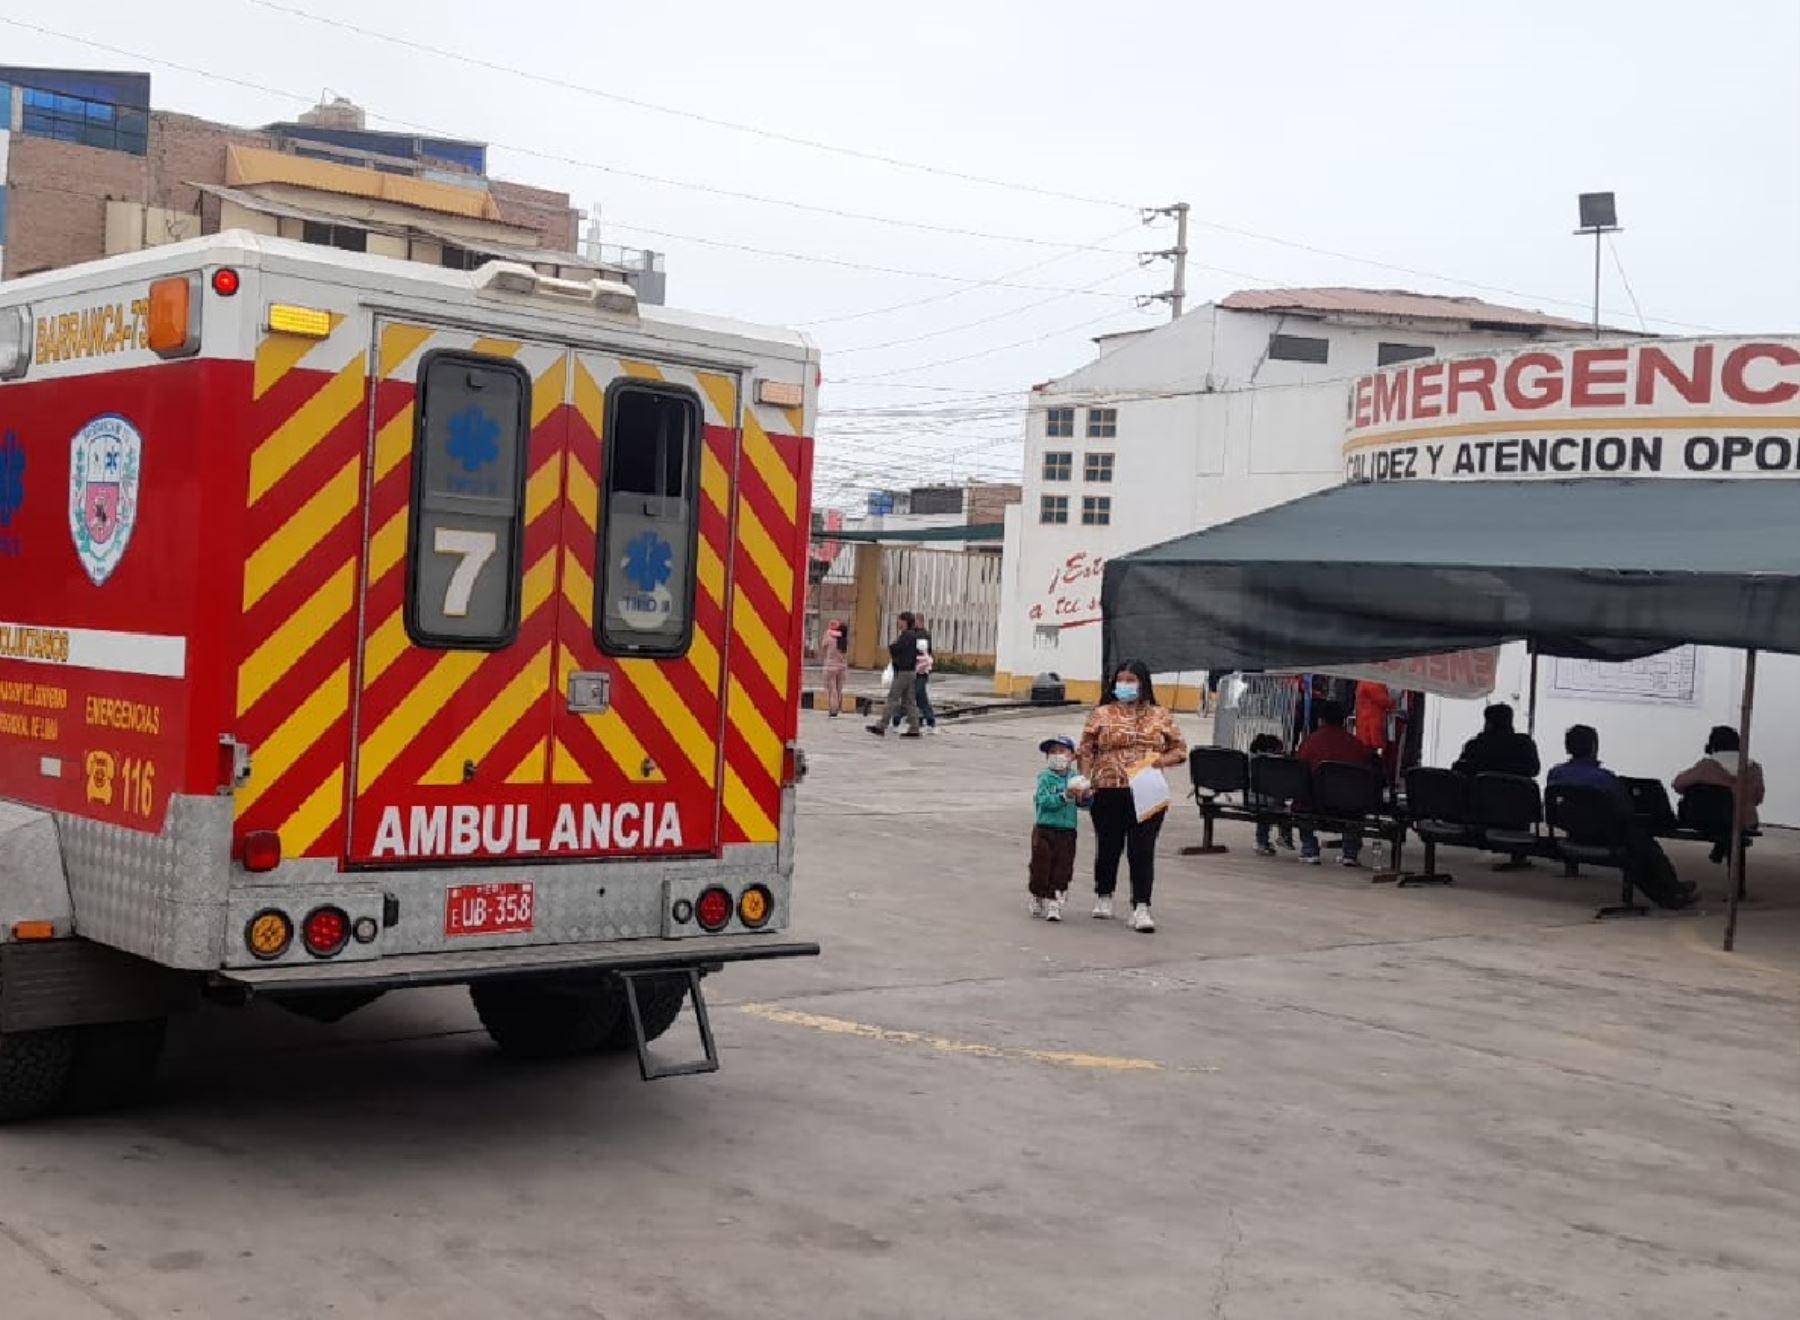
[[567, 670, 612, 714]]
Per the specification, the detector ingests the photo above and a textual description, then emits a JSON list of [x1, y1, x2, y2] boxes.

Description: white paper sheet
[[1130, 764, 1171, 822]]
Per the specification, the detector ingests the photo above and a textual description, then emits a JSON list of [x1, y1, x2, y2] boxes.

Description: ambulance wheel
[[601, 973, 689, 1051], [0, 1027, 77, 1123], [470, 979, 624, 1059], [63, 1018, 167, 1114]]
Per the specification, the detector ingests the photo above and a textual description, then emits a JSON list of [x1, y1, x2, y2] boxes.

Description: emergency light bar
[[474, 262, 639, 316]]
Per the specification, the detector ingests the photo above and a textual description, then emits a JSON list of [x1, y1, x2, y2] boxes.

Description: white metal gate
[[879, 548, 1002, 663]]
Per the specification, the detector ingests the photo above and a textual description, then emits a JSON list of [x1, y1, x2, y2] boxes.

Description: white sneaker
[[1300, 855, 1322, 866], [1092, 896, 1114, 920], [1055, 890, 1068, 906], [1029, 897, 1046, 919], [1045, 899, 1063, 922], [1129, 904, 1156, 933]]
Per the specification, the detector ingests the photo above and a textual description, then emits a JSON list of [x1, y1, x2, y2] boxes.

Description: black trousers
[[1089, 787, 1164, 907]]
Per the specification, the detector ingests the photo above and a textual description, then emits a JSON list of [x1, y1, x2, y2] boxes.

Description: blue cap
[[1038, 735, 1076, 754]]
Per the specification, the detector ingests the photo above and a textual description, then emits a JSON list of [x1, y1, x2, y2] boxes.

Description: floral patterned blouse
[[1078, 702, 1188, 790]]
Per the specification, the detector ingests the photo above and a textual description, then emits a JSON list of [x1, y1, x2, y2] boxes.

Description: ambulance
[[0, 232, 819, 1119]]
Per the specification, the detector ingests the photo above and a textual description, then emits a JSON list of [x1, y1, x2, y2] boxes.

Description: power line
[[828, 309, 1152, 382], [829, 263, 1146, 354], [245, 0, 1137, 212], [1606, 235, 1651, 334]]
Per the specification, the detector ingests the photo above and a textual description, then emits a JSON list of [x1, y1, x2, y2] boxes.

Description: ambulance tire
[[0, 1028, 77, 1123], [470, 979, 625, 1060], [601, 974, 688, 1051], [63, 1018, 167, 1115]]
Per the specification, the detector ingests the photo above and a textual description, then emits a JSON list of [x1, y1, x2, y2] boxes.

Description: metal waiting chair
[[1184, 746, 1251, 855], [1545, 783, 1644, 918], [1398, 767, 1470, 887], [1676, 781, 1753, 898], [1470, 773, 1544, 860], [1248, 754, 1311, 843], [1311, 759, 1392, 875]]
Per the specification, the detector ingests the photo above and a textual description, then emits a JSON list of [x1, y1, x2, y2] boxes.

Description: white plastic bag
[[881, 663, 895, 686]]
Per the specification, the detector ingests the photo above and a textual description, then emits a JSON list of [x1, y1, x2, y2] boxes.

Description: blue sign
[[624, 531, 674, 593], [0, 430, 24, 558], [446, 406, 500, 472]]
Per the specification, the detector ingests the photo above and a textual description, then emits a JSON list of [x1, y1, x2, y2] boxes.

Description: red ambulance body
[[0, 233, 818, 1118]]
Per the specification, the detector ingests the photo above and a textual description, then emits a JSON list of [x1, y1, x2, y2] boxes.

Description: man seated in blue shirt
[[1548, 725, 1696, 909]]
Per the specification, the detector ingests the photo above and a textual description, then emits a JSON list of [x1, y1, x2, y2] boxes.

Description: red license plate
[[445, 882, 536, 937]]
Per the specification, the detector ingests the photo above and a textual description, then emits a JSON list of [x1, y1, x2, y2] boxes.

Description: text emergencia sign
[[1342, 337, 1800, 483]]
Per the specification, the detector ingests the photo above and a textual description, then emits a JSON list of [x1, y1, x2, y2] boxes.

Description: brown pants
[[1028, 825, 1077, 898]]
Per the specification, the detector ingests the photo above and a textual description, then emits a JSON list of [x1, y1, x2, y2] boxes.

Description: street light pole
[[1575, 192, 1621, 339]]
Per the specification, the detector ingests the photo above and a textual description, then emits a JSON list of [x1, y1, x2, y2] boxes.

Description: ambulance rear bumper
[[210, 934, 819, 995]]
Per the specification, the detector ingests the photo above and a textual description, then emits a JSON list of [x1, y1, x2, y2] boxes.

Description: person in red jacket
[[1296, 700, 1379, 867], [1355, 680, 1400, 783]]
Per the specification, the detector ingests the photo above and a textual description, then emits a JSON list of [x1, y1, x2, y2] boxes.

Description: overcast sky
[[6, 0, 1797, 505]]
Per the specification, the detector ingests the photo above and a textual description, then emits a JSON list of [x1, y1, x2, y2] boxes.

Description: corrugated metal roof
[[1219, 287, 1602, 333]]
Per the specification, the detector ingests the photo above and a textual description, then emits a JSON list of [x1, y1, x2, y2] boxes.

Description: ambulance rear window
[[405, 352, 532, 649], [596, 382, 702, 657]]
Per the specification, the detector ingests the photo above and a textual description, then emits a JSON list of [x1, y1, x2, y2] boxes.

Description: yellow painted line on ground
[[738, 1004, 1164, 1072], [248, 355, 368, 504], [242, 459, 360, 609], [238, 561, 356, 713]]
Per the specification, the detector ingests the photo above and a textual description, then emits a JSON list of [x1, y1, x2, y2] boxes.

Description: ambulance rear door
[[347, 322, 570, 865]]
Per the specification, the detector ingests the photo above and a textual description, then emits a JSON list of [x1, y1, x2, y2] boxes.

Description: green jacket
[[1034, 767, 1078, 830]]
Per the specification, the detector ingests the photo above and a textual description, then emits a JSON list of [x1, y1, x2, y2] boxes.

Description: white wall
[[1426, 644, 1800, 826], [997, 304, 1549, 692]]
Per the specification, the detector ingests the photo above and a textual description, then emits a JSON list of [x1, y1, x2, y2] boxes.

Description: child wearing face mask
[[1028, 735, 1082, 922]]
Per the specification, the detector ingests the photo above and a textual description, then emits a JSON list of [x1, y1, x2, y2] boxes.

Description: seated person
[[1295, 700, 1379, 868], [1453, 703, 1540, 779], [1673, 725, 1765, 862], [1454, 702, 1542, 867], [1548, 725, 1696, 909], [1247, 732, 1296, 856]]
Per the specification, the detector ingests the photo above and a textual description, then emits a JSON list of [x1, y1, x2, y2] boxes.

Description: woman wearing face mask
[[1077, 659, 1188, 932]]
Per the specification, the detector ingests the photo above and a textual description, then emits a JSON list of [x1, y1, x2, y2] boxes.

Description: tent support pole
[[1723, 649, 1757, 953], [1526, 645, 1540, 738]]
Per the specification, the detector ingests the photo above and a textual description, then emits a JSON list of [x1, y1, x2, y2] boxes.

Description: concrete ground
[[5, 708, 1800, 1319]]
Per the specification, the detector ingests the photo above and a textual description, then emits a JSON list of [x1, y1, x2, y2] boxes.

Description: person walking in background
[[914, 628, 938, 734], [867, 611, 924, 738], [1028, 735, 1081, 922], [1078, 660, 1187, 933], [821, 619, 849, 718], [1673, 725, 1765, 863]]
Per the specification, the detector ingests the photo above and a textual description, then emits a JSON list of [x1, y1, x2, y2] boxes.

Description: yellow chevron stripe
[[373, 404, 413, 484], [731, 596, 787, 691], [741, 408, 798, 522], [697, 536, 725, 605], [356, 551, 556, 791], [531, 356, 569, 427], [557, 646, 667, 784], [696, 372, 734, 423], [368, 507, 407, 587], [727, 675, 784, 778], [735, 497, 791, 599], [723, 767, 777, 843], [473, 337, 522, 358], [249, 354, 369, 504], [242, 458, 360, 609], [779, 405, 804, 437], [280, 768, 345, 856], [506, 737, 548, 784], [550, 737, 592, 785], [525, 451, 562, 524], [362, 611, 409, 689], [379, 323, 436, 378], [562, 555, 595, 626], [620, 659, 716, 787], [701, 445, 730, 519], [254, 314, 347, 399], [565, 457, 598, 532], [235, 662, 350, 815], [689, 627, 722, 696], [238, 561, 357, 714], [420, 643, 552, 785], [573, 358, 606, 435], [621, 360, 664, 381]]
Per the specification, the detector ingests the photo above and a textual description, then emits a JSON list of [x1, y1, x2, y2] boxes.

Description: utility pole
[[1139, 202, 1190, 322], [1574, 192, 1620, 339]]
